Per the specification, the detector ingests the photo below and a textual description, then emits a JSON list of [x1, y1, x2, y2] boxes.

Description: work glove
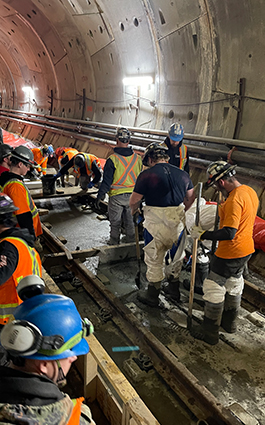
[[53, 171, 62, 180], [95, 197, 103, 210], [190, 225, 206, 240], [87, 181, 94, 189], [133, 211, 139, 225]]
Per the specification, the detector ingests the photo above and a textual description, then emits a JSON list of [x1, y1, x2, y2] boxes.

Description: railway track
[[41, 222, 265, 425]]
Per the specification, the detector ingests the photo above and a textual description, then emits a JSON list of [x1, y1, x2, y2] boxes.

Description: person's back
[[134, 162, 191, 207]]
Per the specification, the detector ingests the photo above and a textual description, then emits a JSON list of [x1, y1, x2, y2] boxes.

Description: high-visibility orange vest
[[59, 149, 79, 172], [0, 178, 42, 237], [109, 152, 142, 197], [179, 144, 188, 170], [0, 236, 42, 325], [67, 398, 84, 425], [32, 148, 48, 175], [74, 153, 101, 178]]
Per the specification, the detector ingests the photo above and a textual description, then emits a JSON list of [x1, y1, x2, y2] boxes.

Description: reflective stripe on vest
[[74, 153, 101, 178], [179, 144, 188, 170], [67, 398, 84, 425], [1, 179, 39, 219], [109, 153, 142, 196], [0, 236, 41, 325]]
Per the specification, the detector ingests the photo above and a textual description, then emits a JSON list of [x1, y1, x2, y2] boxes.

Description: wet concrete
[[38, 197, 265, 425]]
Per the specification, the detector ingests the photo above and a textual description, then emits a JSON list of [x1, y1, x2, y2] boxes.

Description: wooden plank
[[42, 248, 100, 269], [86, 335, 159, 425]]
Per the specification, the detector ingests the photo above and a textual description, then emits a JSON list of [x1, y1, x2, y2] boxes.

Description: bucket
[[41, 175, 56, 196]]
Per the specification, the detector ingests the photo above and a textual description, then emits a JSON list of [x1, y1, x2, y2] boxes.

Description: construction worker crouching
[[130, 142, 195, 306], [31, 144, 54, 177], [0, 146, 43, 244], [55, 152, 102, 191], [190, 161, 259, 345], [0, 278, 95, 424], [96, 127, 142, 245], [0, 193, 42, 329], [161, 123, 189, 174]]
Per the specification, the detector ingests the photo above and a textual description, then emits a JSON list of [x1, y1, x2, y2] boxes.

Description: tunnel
[[0, 0, 264, 142]]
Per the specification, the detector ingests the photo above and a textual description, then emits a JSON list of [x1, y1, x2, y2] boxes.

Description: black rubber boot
[[221, 294, 241, 333], [163, 278, 180, 302], [191, 301, 224, 345], [137, 283, 161, 307]]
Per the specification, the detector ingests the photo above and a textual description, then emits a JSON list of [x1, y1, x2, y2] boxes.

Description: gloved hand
[[133, 212, 139, 225], [53, 171, 62, 180], [190, 225, 206, 240], [87, 181, 94, 189], [95, 197, 102, 210]]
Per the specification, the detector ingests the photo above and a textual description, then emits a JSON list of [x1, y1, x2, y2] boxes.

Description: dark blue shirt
[[133, 163, 193, 207]]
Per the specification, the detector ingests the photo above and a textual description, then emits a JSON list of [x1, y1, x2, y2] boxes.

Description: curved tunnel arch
[[0, 0, 264, 143]]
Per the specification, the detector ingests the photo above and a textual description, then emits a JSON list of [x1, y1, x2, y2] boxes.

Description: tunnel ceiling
[[0, 0, 265, 143]]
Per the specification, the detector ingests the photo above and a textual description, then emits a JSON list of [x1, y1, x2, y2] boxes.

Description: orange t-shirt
[[215, 185, 259, 259]]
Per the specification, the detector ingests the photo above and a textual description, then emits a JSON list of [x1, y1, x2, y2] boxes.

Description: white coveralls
[[143, 204, 186, 283]]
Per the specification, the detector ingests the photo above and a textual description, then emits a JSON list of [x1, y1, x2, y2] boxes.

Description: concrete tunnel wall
[[0, 0, 265, 144]]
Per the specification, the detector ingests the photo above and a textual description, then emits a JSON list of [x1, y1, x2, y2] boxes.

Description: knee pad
[[225, 275, 244, 296], [203, 278, 226, 304]]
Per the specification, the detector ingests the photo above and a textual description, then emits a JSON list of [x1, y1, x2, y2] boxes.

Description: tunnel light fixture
[[122, 76, 153, 86], [22, 86, 34, 97]]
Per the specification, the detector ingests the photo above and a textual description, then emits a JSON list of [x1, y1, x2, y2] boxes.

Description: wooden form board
[[43, 269, 159, 425], [81, 335, 160, 425]]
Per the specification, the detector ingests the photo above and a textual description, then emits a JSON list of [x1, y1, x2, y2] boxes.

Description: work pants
[[202, 254, 251, 304], [108, 193, 134, 242], [143, 205, 186, 283]]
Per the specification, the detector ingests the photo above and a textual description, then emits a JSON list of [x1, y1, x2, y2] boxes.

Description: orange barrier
[[2, 129, 35, 149]]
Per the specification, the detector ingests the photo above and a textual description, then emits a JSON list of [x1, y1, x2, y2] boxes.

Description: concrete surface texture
[[0, 0, 265, 143], [41, 199, 265, 425]]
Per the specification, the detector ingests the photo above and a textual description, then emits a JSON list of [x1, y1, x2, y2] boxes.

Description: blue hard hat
[[47, 145, 54, 155], [168, 123, 184, 142], [1, 294, 90, 360]]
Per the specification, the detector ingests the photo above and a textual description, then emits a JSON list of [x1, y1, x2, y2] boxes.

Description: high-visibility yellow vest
[[109, 152, 142, 197], [0, 236, 42, 325]]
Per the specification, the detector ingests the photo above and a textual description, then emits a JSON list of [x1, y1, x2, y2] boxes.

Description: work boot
[[107, 235, 120, 245], [137, 283, 161, 307], [163, 277, 180, 302], [221, 294, 241, 333], [191, 301, 224, 345]]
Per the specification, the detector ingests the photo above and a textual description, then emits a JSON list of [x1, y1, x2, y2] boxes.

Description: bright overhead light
[[22, 86, 34, 96], [122, 76, 153, 86]]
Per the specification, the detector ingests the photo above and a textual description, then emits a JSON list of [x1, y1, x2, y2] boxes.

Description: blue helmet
[[168, 123, 184, 142], [1, 294, 92, 360]]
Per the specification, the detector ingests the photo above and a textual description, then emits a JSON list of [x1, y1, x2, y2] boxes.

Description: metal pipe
[[1, 107, 265, 151]]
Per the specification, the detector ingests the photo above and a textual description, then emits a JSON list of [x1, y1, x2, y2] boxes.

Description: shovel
[[134, 212, 142, 288], [187, 182, 203, 331]]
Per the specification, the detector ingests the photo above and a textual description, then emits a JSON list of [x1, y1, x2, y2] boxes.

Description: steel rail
[[41, 223, 243, 425]]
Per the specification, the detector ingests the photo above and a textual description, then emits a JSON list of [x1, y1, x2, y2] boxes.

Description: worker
[[0, 283, 95, 424], [129, 142, 195, 306], [161, 123, 189, 174], [0, 144, 13, 176], [55, 147, 79, 187], [31, 144, 54, 176], [0, 145, 43, 241], [55, 152, 102, 191], [96, 127, 142, 245], [190, 161, 259, 345], [0, 193, 42, 328]]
